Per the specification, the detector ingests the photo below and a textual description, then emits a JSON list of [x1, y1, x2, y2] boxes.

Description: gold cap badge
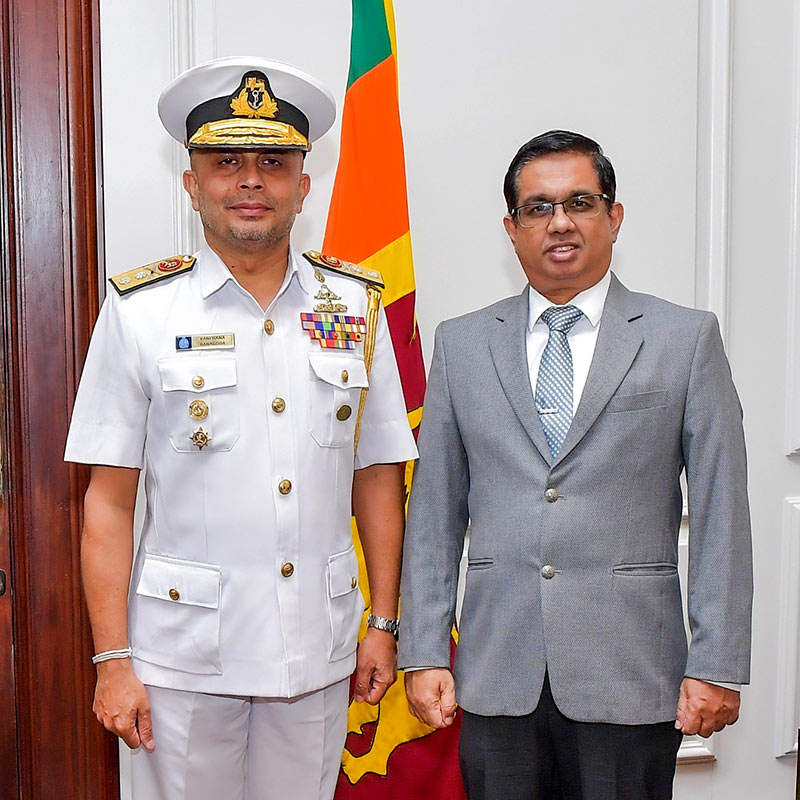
[[230, 76, 278, 119]]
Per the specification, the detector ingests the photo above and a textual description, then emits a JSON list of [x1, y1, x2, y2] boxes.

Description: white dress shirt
[[65, 244, 418, 697], [526, 271, 611, 413]]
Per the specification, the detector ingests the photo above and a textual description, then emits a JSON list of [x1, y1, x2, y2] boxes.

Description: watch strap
[[366, 613, 400, 639]]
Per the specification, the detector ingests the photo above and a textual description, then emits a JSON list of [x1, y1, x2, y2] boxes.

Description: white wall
[[99, 1, 800, 797], [100, 0, 702, 362]]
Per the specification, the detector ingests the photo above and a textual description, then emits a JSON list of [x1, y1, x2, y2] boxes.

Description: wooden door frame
[[0, 0, 119, 797]]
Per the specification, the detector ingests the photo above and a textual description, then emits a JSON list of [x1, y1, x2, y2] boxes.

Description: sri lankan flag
[[327, 2, 464, 798]]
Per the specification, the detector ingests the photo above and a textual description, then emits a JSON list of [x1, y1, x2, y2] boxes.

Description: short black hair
[[503, 130, 616, 213]]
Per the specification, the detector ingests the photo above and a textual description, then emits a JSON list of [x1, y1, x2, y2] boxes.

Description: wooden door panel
[[1, 0, 118, 796], [1, 0, 21, 793]]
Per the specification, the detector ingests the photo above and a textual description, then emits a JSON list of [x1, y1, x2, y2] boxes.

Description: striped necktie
[[535, 305, 584, 458]]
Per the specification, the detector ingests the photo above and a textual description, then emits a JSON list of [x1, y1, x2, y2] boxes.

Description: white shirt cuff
[[698, 679, 741, 692]]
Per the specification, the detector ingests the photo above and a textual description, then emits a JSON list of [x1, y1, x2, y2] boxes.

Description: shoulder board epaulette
[[109, 255, 196, 296], [303, 251, 384, 288]]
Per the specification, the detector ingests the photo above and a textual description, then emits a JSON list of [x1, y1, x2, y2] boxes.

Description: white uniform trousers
[[130, 679, 349, 800]]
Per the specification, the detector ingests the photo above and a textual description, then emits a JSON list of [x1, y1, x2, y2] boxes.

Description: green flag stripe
[[347, 0, 392, 87]]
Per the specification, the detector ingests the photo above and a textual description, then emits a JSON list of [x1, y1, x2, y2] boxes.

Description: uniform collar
[[292, 248, 317, 296], [527, 269, 612, 331], [197, 242, 310, 299]]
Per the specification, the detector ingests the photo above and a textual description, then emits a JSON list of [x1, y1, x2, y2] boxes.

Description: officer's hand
[[405, 668, 458, 729], [93, 658, 155, 751], [675, 677, 740, 738], [353, 627, 397, 705]]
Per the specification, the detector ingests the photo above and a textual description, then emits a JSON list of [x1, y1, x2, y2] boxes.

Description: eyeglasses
[[511, 193, 611, 228]]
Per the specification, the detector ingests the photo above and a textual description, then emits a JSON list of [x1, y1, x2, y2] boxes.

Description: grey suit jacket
[[398, 274, 752, 724]]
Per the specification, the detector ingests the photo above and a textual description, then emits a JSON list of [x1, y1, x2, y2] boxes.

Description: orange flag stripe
[[324, 55, 409, 262]]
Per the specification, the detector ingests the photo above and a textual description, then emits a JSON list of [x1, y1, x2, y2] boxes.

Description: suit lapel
[[488, 289, 552, 465], [555, 274, 643, 464]]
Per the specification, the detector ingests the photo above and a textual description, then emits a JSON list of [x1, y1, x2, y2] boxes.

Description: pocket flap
[[611, 562, 678, 576], [158, 355, 237, 393], [327, 547, 359, 599], [309, 354, 368, 389], [136, 554, 221, 608]]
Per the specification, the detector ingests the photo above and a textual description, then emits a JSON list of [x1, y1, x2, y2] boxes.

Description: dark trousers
[[459, 674, 683, 800]]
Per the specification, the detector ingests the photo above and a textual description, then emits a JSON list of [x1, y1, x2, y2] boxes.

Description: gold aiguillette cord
[[354, 284, 382, 453]]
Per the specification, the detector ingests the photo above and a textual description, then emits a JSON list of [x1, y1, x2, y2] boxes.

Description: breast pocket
[[157, 354, 240, 452], [132, 554, 222, 674], [607, 390, 668, 413], [308, 353, 369, 448]]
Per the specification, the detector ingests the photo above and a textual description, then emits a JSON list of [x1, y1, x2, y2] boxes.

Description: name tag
[[175, 333, 235, 351]]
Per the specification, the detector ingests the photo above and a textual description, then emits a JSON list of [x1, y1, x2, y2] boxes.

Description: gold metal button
[[192, 375, 205, 389], [272, 397, 286, 413], [351, 576, 358, 589], [168, 588, 180, 600], [264, 319, 275, 335], [341, 369, 349, 383], [544, 488, 559, 503], [189, 427, 211, 450], [278, 479, 292, 495], [541, 565, 556, 580], [281, 562, 294, 578], [336, 404, 352, 421], [189, 399, 209, 420]]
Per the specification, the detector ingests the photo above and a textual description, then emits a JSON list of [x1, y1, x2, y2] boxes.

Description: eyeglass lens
[[515, 195, 606, 227]]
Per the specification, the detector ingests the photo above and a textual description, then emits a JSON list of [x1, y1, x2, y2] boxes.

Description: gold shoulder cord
[[354, 284, 383, 453]]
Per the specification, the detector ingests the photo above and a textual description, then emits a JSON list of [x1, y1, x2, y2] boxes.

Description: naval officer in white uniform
[[65, 57, 417, 800]]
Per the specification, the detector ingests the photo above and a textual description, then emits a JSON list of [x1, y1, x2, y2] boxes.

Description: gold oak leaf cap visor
[[158, 56, 336, 151]]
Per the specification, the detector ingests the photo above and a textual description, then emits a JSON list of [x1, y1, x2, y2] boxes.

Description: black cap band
[[184, 71, 310, 149]]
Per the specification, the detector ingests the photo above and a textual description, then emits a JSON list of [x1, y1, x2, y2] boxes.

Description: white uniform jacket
[[65, 245, 418, 697]]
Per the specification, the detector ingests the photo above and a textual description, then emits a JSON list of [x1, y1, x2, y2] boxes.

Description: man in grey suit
[[398, 130, 752, 799]]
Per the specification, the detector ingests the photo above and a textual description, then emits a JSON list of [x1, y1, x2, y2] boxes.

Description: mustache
[[223, 196, 275, 209]]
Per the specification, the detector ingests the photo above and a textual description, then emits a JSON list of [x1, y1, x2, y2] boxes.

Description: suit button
[[168, 588, 180, 600], [191, 375, 205, 389], [272, 397, 286, 413], [281, 562, 294, 578], [264, 319, 275, 335], [544, 488, 559, 503], [341, 369, 349, 383], [278, 479, 292, 495], [336, 404, 352, 421], [541, 565, 555, 579]]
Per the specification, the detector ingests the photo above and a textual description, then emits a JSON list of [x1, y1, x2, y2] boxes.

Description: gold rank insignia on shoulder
[[109, 255, 196, 296], [302, 251, 384, 288]]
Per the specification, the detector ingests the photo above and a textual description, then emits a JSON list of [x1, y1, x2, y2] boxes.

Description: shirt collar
[[197, 241, 309, 300], [527, 269, 612, 331]]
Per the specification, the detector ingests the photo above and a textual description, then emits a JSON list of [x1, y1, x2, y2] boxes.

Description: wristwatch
[[366, 613, 400, 639]]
